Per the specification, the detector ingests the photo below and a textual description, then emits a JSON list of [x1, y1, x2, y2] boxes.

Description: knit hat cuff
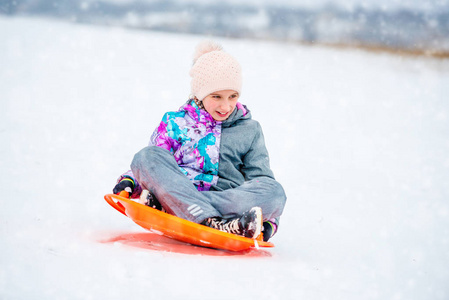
[[194, 84, 242, 101]]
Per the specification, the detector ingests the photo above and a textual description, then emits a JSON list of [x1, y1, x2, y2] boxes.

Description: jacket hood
[[182, 99, 251, 128], [222, 102, 252, 128]]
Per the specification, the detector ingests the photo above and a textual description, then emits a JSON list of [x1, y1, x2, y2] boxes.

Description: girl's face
[[202, 90, 240, 121]]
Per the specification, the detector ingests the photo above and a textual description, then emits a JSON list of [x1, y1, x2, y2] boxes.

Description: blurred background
[[1, 0, 449, 57]]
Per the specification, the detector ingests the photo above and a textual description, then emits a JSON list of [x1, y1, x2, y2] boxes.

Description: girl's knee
[[259, 177, 286, 201], [132, 146, 169, 168]]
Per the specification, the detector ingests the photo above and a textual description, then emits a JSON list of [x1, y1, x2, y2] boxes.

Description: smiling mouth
[[216, 111, 229, 117]]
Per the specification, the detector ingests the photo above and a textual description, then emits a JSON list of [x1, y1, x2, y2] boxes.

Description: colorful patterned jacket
[[120, 99, 274, 198]]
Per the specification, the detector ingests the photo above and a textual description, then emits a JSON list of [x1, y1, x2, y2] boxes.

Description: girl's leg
[[131, 146, 286, 223], [205, 177, 286, 221], [131, 146, 221, 223]]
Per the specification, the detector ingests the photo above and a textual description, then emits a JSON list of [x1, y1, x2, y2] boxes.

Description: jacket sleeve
[[149, 114, 172, 151], [115, 113, 174, 199], [148, 112, 175, 151], [241, 122, 275, 181]]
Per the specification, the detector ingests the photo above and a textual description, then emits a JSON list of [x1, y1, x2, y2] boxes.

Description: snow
[[1, 15, 449, 299]]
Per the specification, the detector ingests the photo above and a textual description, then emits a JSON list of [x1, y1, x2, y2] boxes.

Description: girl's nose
[[220, 99, 231, 109]]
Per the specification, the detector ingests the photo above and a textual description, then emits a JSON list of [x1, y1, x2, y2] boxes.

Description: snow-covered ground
[[1, 16, 449, 299]]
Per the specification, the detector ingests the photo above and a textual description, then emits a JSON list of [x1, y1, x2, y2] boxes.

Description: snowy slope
[[1, 16, 449, 300]]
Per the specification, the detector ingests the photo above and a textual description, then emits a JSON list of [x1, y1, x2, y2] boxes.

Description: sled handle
[[119, 190, 130, 198], [104, 192, 129, 216]]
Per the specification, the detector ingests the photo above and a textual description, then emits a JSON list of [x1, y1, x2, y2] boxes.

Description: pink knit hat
[[190, 41, 242, 101]]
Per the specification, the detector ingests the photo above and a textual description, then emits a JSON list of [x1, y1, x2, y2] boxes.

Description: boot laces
[[210, 218, 240, 234]]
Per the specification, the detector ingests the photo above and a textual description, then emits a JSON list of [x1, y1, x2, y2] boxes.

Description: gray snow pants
[[131, 146, 286, 224]]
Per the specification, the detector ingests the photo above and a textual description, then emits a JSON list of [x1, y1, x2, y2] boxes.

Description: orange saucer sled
[[104, 193, 274, 252]]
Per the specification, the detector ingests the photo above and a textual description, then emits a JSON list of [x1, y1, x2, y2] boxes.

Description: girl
[[113, 41, 286, 241]]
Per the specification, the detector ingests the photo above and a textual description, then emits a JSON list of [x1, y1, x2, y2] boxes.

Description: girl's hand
[[113, 177, 134, 195]]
